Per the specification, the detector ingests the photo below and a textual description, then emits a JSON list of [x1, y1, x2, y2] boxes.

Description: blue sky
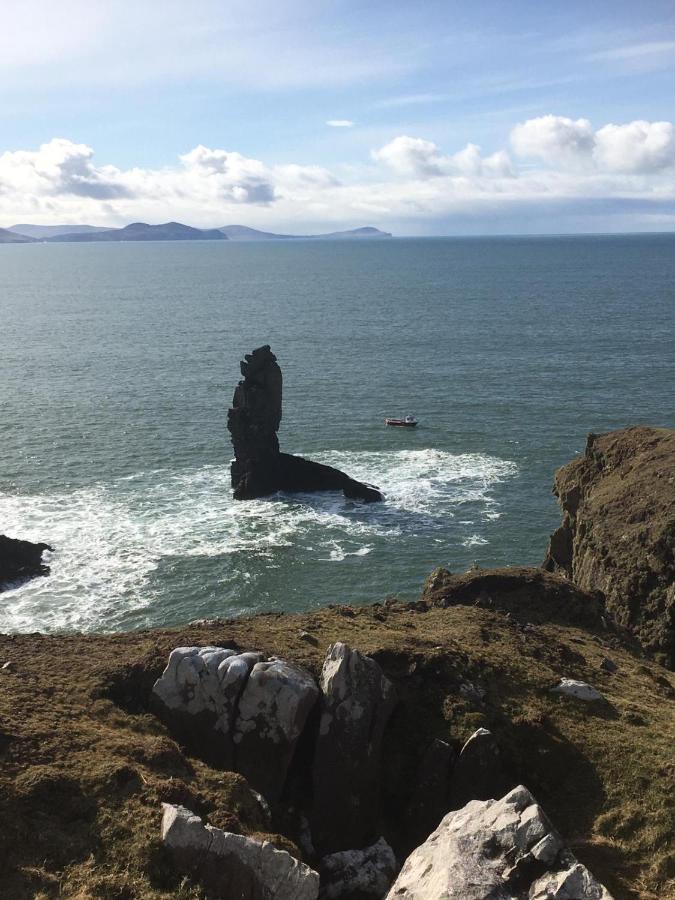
[[2, 0, 675, 233]]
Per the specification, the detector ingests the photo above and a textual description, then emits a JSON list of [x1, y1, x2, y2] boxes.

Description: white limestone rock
[[319, 837, 398, 899], [161, 803, 320, 900], [151, 646, 263, 766], [234, 658, 319, 802], [385, 785, 613, 900], [550, 679, 605, 702]]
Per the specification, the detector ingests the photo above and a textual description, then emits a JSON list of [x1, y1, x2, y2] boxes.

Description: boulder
[[448, 727, 506, 810], [385, 785, 613, 899], [312, 643, 397, 853], [151, 646, 262, 766], [161, 803, 319, 900], [319, 837, 398, 899], [227, 345, 383, 502], [543, 426, 675, 668], [550, 679, 605, 702], [234, 658, 320, 803], [0, 534, 53, 590]]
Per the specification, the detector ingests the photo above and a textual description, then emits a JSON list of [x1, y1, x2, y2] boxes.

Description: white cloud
[[594, 121, 675, 173], [510, 115, 595, 167], [326, 120, 354, 128], [2, 117, 675, 232], [372, 136, 513, 179], [511, 115, 675, 174]]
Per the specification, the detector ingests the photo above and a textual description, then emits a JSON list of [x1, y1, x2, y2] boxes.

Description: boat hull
[[385, 419, 417, 427]]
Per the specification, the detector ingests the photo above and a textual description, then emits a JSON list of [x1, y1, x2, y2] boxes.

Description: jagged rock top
[[386, 785, 613, 899]]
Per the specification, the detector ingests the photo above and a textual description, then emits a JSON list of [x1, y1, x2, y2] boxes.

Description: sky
[[1, 0, 675, 234]]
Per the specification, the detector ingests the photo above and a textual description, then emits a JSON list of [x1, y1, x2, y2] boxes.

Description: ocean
[[1, 234, 673, 632]]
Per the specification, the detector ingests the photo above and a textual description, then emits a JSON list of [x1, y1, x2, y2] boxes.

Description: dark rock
[[227, 346, 383, 502], [311, 643, 397, 854], [600, 657, 618, 674], [448, 727, 507, 810], [0, 535, 53, 590], [406, 738, 456, 846]]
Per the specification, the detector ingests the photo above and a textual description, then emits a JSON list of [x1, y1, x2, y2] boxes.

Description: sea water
[[1, 235, 673, 632]]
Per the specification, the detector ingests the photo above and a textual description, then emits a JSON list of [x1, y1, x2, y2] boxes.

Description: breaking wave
[[0, 449, 517, 633]]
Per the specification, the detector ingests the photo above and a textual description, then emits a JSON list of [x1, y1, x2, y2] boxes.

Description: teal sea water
[[1, 235, 673, 632]]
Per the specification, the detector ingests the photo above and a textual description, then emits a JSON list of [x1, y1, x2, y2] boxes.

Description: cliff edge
[[543, 426, 674, 668]]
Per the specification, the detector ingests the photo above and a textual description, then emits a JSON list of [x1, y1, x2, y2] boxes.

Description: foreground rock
[[152, 647, 317, 799], [0, 534, 53, 590], [227, 345, 383, 502], [386, 785, 613, 899], [319, 837, 398, 899], [161, 803, 319, 899], [543, 426, 675, 668], [312, 643, 397, 854], [234, 658, 320, 802], [151, 646, 263, 766]]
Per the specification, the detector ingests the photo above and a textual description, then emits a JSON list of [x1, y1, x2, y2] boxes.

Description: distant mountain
[[219, 225, 392, 240], [0, 227, 35, 244], [9, 224, 110, 239], [4, 222, 392, 243], [47, 222, 229, 242]]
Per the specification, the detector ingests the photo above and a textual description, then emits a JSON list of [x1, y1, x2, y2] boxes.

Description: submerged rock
[[385, 785, 613, 899], [319, 837, 398, 899], [543, 426, 675, 668], [227, 345, 383, 502], [312, 642, 397, 854], [0, 534, 53, 590], [161, 803, 320, 900]]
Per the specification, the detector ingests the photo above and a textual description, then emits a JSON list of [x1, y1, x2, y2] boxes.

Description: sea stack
[[227, 345, 383, 502]]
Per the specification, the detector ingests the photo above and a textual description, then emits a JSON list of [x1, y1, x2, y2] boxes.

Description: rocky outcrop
[[422, 565, 607, 628], [0, 535, 53, 590], [161, 803, 319, 899], [385, 785, 613, 899], [234, 659, 320, 803], [311, 643, 397, 854], [152, 647, 318, 797], [227, 346, 383, 502], [151, 646, 263, 766], [543, 427, 675, 668], [319, 837, 398, 899]]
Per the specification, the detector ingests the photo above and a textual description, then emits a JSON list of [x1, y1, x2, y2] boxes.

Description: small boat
[[385, 414, 418, 427]]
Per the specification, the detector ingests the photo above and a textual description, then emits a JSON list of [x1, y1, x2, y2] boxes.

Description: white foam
[[0, 449, 516, 633]]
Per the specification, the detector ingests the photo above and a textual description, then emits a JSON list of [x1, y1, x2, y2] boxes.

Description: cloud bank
[[2, 115, 675, 233]]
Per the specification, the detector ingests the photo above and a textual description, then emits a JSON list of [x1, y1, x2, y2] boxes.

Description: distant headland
[[1, 222, 392, 243]]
